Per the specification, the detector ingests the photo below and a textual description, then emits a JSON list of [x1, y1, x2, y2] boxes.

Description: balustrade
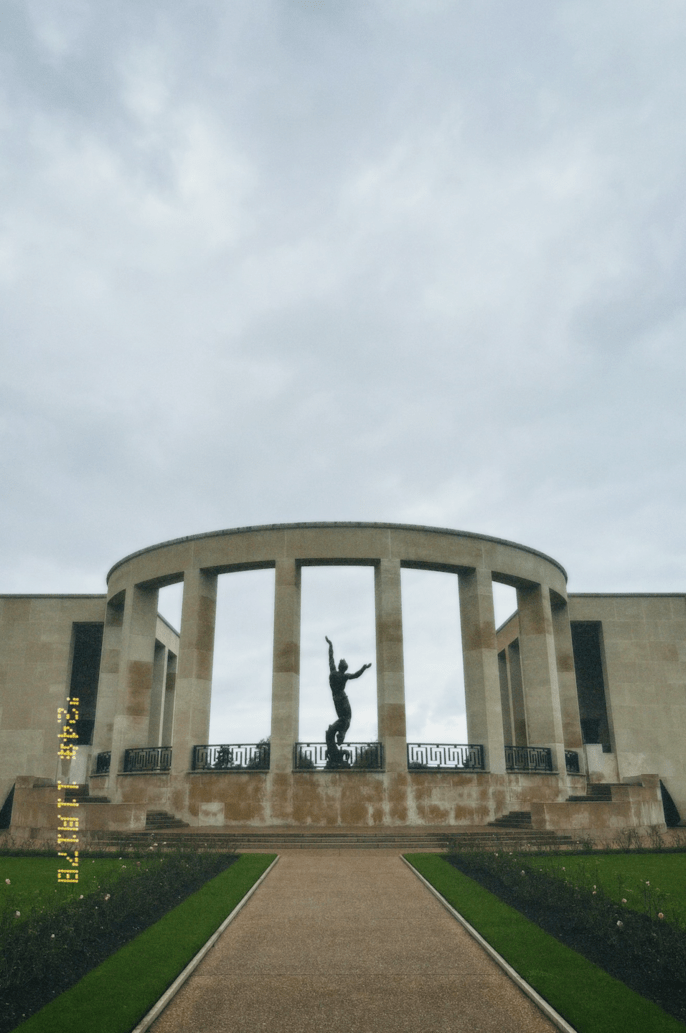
[[564, 749, 580, 774], [113, 741, 570, 776], [505, 745, 553, 772], [94, 751, 111, 774], [122, 746, 172, 773], [192, 743, 270, 771], [294, 742, 383, 771], [407, 743, 485, 771]]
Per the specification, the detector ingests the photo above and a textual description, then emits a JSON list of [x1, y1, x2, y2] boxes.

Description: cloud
[[1, 2, 686, 727]]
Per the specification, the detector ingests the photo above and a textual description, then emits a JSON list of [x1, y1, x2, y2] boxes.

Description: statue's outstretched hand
[[325, 636, 332, 645]]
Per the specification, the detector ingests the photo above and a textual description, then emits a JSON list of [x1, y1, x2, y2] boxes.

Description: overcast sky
[[2, 1, 685, 744]]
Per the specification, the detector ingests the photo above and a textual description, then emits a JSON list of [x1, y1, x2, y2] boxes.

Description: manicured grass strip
[[405, 854, 686, 1033], [12, 854, 277, 1033], [533, 852, 686, 918], [0, 857, 164, 917]]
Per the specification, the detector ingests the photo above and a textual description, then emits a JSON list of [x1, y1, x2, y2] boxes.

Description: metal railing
[[505, 745, 553, 773], [565, 750, 580, 774], [192, 743, 270, 771], [94, 751, 111, 775], [407, 743, 485, 771], [122, 747, 172, 773], [294, 742, 383, 771]]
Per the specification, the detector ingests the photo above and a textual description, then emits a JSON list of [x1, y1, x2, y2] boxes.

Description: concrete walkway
[[149, 851, 559, 1033]]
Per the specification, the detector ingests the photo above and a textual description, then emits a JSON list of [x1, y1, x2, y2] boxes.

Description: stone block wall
[[569, 595, 686, 820], [0, 596, 106, 812]]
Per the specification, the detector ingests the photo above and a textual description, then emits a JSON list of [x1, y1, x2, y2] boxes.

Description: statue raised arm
[[324, 636, 372, 768]]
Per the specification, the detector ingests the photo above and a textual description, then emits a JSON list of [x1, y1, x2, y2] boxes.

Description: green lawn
[[531, 852, 686, 922], [405, 853, 686, 1033], [12, 853, 276, 1033], [0, 856, 165, 918]]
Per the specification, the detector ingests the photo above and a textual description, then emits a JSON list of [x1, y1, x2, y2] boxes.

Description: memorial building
[[0, 522, 683, 841]]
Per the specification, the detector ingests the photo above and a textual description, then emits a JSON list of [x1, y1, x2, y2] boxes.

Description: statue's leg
[[326, 722, 345, 768], [336, 717, 351, 745], [335, 696, 352, 744]]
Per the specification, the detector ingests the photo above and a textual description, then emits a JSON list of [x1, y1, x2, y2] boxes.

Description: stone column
[[147, 642, 168, 747], [497, 649, 514, 745], [171, 568, 218, 777], [516, 584, 566, 774], [270, 559, 301, 774], [374, 559, 407, 773], [160, 652, 177, 748], [507, 640, 528, 746], [458, 568, 506, 773], [91, 593, 125, 783], [550, 596, 583, 752], [109, 584, 159, 779]]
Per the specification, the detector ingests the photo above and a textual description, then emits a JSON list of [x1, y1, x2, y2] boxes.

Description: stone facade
[[0, 595, 106, 807], [1, 523, 682, 837], [496, 592, 686, 820]]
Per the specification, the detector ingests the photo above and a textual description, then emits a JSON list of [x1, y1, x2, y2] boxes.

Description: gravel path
[[149, 850, 559, 1033]]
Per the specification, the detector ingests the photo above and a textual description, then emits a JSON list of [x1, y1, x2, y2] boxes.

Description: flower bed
[[1, 855, 164, 918], [534, 851, 686, 920], [447, 849, 686, 1026], [0, 850, 238, 1033]]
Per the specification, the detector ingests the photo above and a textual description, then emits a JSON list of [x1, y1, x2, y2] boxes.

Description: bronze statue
[[324, 636, 371, 768]]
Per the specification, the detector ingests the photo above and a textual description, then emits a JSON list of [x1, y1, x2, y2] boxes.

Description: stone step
[[84, 827, 573, 851], [145, 810, 190, 830], [64, 786, 111, 804], [587, 785, 613, 798], [144, 822, 191, 830], [91, 829, 556, 840], [488, 810, 533, 828], [488, 823, 533, 829], [566, 783, 614, 803], [64, 785, 88, 800], [145, 824, 191, 831]]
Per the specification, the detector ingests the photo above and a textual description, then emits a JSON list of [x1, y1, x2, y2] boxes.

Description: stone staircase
[[566, 783, 616, 803], [145, 810, 190, 830], [64, 784, 111, 804], [63, 787, 190, 829], [85, 824, 574, 852], [488, 809, 534, 829], [487, 783, 621, 833]]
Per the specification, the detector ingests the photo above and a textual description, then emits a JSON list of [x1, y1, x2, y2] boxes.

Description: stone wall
[[531, 775, 664, 837], [569, 594, 686, 819], [8, 776, 147, 843], [103, 768, 586, 828], [497, 594, 686, 824], [0, 595, 106, 813]]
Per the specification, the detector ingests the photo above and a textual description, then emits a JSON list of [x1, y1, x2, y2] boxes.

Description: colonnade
[[91, 524, 583, 785]]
